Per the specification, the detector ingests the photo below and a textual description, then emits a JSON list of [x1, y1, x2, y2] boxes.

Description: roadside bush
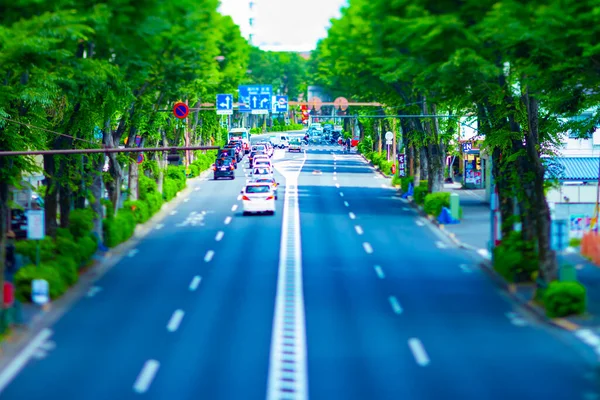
[[55, 235, 82, 264], [163, 178, 179, 201], [124, 199, 150, 224], [166, 166, 186, 191], [419, 180, 428, 188], [77, 234, 98, 266], [103, 208, 136, 248], [15, 264, 67, 302], [189, 163, 200, 177], [55, 227, 74, 241], [414, 186, 428, 205], [357, 136, 373, 154], [401, 176, 414, 193], [392, 174, 402, 186], [50, 256, 79, 286], [423, 192, 451, 217], [101, 198, 114, 219], [378, 159, 393, 175], [68, 208, 94, 240], [15, 237, 56, 264], [569, 238, 582, 247], [543, 281, 587, 318], [493, 231, 538, 283]]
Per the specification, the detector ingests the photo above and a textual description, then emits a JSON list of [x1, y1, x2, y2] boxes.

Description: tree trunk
[[103, 119, 122, 214], [0, 168, 8, 304], [128, 161, 139, 201], [492, 147, 514, 238], [90, 155, 104, 241], [43, 154, 58, 237], [157, 129, 168, 193], [420, 147, 428, 180], [74, 156, 87, 209], [524, 93, 558, 283], [58, 158, 71, 228], [426, 103, 445, 192]]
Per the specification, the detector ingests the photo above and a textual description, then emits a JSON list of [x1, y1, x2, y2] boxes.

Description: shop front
[[463, 149, 486, 189]]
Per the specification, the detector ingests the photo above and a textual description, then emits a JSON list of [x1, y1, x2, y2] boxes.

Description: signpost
[[173, 102, 190, 119], [272, 95, 288, 113], [137, 154, 144, 164], [385, 131, 393, 161], [462, 142, 472, 152], [27, 209, 45, 267], [216, 94, 233, 115], [398, 153, 406, 177], [237, 85, 273, 114]]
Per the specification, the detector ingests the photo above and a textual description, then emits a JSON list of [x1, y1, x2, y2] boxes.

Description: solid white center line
[[435, 241, 448, 249], [237, 194, 242, 201], [204, 250, 215, 262], [224, 216, 232, 225], [184, 198, 190, 203], [349, 212, 356, 219], [344, 201, 349, 207], [127, 249, 139, 258], [189, 276, 202, 291], [339, 192, 344, 197], [389, 296, 403, 314], [408, 338, 430, 366], [335, 183, 340, 188], [355, 225, 364, 235], [155, 224, 164, 230], [459, 264, 472, 273], [215, 231, 224, 241], [133, 360, 160, 394], [374, 265, 385, 279], [231, 204, 238, 212], [415, 220, 425, 227], [362, 242, 373, 254], [170, 210, 178, 215], [167, 309, 185, 332]]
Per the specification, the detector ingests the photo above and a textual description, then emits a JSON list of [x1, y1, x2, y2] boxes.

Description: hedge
[[543, 281, 587, 318], [492, 231, 538, 283], [423, 192, 451, 217]]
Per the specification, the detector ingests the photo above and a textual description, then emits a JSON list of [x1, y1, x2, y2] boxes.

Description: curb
[[0, 168, 213, 368], [404, 196, 581, 333]]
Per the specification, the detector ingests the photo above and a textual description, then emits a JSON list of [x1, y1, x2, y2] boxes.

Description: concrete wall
[[547, 183, 598, 203], [552, 202, 598, 239]]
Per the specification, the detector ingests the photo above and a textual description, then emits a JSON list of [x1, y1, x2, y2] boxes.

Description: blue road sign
[[462, 142, 472, 152], [216, 94, 233, 115], [274, 95, 288, 113], [238, 85, 272, 113]]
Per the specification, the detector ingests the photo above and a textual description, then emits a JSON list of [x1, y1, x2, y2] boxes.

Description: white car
[[252, 167, 273, 179], [241, 183, 276, 215], [254, 160, 273, 173]]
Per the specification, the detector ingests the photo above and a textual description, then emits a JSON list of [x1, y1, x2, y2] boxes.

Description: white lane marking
[[204, 250, 215, 262], [478, 248, 492, 260], [363, 242, 373, 254], [231, 204, 238, 212], [224, 216, 232, 225], [355, 225, 364, 235], [349, 212, 356, 220], [167, 309, 185, 332], [335, 183, 340, 188], [374, 265, 385, 279], [86, 286, 102, 297], [155, 223, 164, 230], [333, 171, 337, 175], [128, 249, 139, 258], [184, 198, 190, 203], [339, 192, 344, 197], [237, 194, 242, 201], [267, 154, 308, 400], [170, 210, 178, 215], [389, 296, 403, 314], [195, 187, 200, 191], [189, 276, 202, 291], [435, 241, 447, 249], [0, 329, 53, 393], [505, 312, 528, 327], [415, 220, 425, 226], [408, 338, 430, 367], [334, 166, 337, 170], [459, 264, 472, 273], [215, 231, 224, 242], [381, 184, 387, 189], [344, 201, 349, 207], [402, 207, 411, 211], [333, 176, 337, 180], [133, 360, 160, 394]]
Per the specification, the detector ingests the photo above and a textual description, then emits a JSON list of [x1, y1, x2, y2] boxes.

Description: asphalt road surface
[[0, 144, 598, 400]]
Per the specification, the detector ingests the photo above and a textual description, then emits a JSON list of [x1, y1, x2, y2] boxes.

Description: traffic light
[[301, 104, 309, 123]]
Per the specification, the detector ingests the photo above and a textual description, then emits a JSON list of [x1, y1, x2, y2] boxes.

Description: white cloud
[[218, 0, 347, 51]]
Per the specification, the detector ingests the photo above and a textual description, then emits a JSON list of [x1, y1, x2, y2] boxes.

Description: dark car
[[218, 148, 238, 167], [224, 145, 242, 162], [227, 142, 244, 159], [213, 158, 236, 180]]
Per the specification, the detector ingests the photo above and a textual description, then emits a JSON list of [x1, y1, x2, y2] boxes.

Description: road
[[0, 141, 597, 399]]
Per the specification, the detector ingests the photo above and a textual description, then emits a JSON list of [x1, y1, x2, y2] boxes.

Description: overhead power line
[[0, 116, 99, 146], [0, 145, 220, 157]]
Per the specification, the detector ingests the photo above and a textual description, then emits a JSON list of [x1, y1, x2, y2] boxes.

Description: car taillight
[[266, 196, 274, 200], [212, 166, 216, 171], [230, 165, 234, 170], [242, 195, 250, 201]]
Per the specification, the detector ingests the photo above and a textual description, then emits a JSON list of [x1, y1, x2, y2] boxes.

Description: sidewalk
[[435, 183, 600, 331]]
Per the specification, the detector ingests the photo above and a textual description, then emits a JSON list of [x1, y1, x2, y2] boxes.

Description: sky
[[218, 0, 348, 52]]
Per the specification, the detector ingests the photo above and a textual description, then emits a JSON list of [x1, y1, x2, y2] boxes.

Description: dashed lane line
[[435, 241, 448, 249], [86, 286, 102, 297], [349, 212, 356, 220], [362, 242, 373, 254], [155, 223, 164, 230], [339, 192, 344, 197], [408, 339, 430, 367], [374, 265, 385, 279], [166, 310, 185, 332], [133, 360, 160, 394], [344, 201, 349, 207], [215, 231, 224, 242], [204, 250, 215, 262], [459, 264, 472, 273], [127, 249, 139, 258], [389, 296, 403, 314], [224, 216, 232, 225], [355, 225, 364, 235], [189, 276, 202, 291], [335, 183, 340, 188], [231, 204, 238, 212], [415, 220, 425, 227]]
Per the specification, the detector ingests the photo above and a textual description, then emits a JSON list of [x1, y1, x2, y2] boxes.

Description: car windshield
[[257, 145, 265, 151], [290, 139, 300, 144], [216, 158, 232, 166], [254, 168, 269, 174], [246, 185, 271, 194]]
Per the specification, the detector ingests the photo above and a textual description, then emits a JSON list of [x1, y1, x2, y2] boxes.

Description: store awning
[[544, 157, 600, 182]]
